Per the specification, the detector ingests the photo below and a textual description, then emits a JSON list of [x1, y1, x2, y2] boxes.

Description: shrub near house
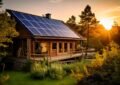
[[30, 62, 66, 80], [31, 62, 47, 79], [77, 42, 120, 85]]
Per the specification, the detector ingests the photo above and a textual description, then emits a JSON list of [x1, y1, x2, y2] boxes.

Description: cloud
[[103, 7, 120, 24], [99, 6, 120, 20], [102, 6, 120, 15], [49, 0, 63, 3]]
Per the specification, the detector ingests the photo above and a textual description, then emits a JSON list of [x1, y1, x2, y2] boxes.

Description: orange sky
[[2, 0, 120, 24]]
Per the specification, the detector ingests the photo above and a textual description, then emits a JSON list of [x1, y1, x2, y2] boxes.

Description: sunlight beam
[[100, 18, 114, 30]]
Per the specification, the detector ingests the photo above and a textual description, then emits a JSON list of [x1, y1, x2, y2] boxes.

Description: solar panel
[[31, 21, 40, 28], [13, 11, 25, 19], [23, 14, 33, 20], [28, 27, 40, 35], [10, 10, 80, 38], [22, 20, 33, 27]]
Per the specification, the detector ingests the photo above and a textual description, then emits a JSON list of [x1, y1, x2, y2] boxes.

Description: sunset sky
[[2, 0, 120, 24]]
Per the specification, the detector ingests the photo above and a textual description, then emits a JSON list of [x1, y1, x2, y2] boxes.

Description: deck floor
[[30, 52, 95, 62]]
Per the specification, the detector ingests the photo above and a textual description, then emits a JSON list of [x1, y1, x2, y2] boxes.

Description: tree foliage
[[0, 12, 19, 56], [66, 15, 76, 24], [66, 15, 79, 32], [79, 5, 101, 52], [78, 42, 120, 85], [110, 22, 120, 45], [66, 5, 115, 51], [79, 5, 99, 36]]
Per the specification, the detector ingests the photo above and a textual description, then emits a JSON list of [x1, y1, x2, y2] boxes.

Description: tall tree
[[0, 12, 19, 57], [79, 5, 99, 55], [79, 5, 99, 36]]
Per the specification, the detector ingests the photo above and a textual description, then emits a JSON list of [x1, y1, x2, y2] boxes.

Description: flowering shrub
[[48, 63, 66, 80], [78, 42, 120, 85], [31, 62, 48, 79], [0, 73, 9, 85]]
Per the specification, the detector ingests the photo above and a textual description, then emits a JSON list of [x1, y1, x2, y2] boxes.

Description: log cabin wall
[[30, 39, 77, 57], [14, 24, 78, 59], [8, 9, 84, 60], [14, 24, 32, 59]]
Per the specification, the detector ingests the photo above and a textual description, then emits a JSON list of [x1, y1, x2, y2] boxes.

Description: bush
[[63, 64, 75, 74], [77, 73, 105, 85], [31, 62, 48, 79], [0, 73, 9, 85], [69, 62, 89, 80], [78, 42, 120, 85], [63, 61, 89, 76], [48, 63, 65, 80], [22, 60, 32, 72]]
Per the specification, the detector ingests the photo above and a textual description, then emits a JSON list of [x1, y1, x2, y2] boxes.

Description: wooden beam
[[68, 42, 70, 53], [50, 41, 52, 56], [27, 38, 31, 59], [73, 42, 75, 53], [62, 42, 64, 53], [56, 42, 59, 56]]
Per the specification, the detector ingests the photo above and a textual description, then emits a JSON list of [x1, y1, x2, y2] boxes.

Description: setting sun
[[100, 18, 114, 30]]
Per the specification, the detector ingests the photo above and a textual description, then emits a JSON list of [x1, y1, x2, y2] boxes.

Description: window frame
[[34, 42, 41, 54], [52, 42, 57, 49], [64, 42, 68, 52], [70, 43, 73, 49], [59, 42, 62, 52]]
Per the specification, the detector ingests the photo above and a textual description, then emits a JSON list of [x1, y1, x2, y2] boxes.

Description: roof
[[7, 9, 83, 40]]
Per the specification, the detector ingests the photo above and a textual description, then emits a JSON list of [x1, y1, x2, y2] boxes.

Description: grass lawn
[[5, 71, 77, 85], [2, 59, 92, 85]]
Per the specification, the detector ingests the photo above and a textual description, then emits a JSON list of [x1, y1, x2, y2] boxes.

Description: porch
[[30, 51, 95, 62], [14, 38, 95, 62], [16, 38, 84, 59]]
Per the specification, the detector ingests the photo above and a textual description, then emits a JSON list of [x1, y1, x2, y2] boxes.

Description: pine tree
[[66, 15, 76, 24], [79, 5, 99, 55], [66, 15, 79, 32], [79, 5, 99, 35]]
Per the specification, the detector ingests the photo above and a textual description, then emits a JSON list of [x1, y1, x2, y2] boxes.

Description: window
[[64, 43, 67, 52], [52, 43, 57, 49], [59, 42, 62, 52], [35, 42, 41, 54], [41, 43, 48, 53], [70, 43, 73, 49]]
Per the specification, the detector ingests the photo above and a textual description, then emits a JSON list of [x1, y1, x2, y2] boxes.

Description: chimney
[[45, 13, 51, 19]]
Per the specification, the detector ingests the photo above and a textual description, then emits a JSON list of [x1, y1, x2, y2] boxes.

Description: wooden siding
[[26, 38, 31, 59], [15, 23, 81, 59], [30, 39, 77, 58]]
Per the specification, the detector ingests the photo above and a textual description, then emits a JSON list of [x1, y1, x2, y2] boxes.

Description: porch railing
[[30, 49, 95, 61], [31, 54, 49, 57]]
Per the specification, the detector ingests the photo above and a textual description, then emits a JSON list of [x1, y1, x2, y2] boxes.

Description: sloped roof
[[7, 9, 83, 40]]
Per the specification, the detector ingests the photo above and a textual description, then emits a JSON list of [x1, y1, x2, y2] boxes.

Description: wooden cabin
[[7, 9, 85, 61]]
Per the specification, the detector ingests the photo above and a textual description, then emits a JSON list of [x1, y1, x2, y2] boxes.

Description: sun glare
[[100, 18, 113, 30]]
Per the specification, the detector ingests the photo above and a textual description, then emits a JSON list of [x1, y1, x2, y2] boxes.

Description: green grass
[[2, 59, 92, 85], [5, 71, 77, 85], [80, 59, 92, 65]]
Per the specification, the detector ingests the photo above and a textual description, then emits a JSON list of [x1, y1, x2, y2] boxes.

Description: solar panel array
[[10, 10, 80, 38]]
